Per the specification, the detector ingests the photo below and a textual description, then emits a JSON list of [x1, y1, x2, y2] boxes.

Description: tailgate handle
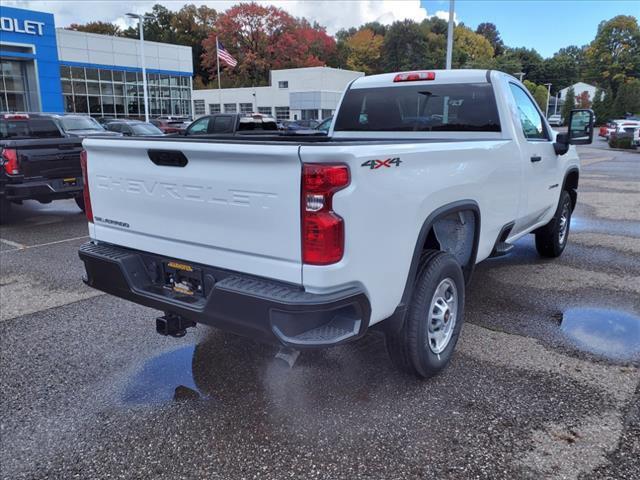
[[148, 149, 188, 167]]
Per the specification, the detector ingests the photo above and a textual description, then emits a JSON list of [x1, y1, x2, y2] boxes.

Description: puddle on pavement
[[559, 308, 640, 361], [571, 216, 640, 237], [122, 345, 208, 404]]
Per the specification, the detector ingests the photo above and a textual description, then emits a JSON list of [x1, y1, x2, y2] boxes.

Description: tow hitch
[[156, 313, 196, 338]]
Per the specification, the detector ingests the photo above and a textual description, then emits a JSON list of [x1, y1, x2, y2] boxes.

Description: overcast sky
[[4, 1, 638, 57]]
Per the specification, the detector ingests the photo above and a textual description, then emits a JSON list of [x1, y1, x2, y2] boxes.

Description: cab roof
[[350, 69, 498, 89]]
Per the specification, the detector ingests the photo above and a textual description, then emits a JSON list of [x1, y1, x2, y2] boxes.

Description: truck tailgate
[[8, 138, 83, 179], [84, 138, 303, 284]]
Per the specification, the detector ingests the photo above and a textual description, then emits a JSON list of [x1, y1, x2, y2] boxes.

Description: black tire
[[386, 250, 465, 378], [535, 190, 572, 258], [75, 195, 86, 212], [0, 199, 11, 224]]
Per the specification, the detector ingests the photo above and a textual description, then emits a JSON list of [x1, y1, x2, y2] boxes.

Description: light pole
[[544, 83, 552, 118], [445, 0, 455, 69], [127, 13, 152, 123], [514, 72, 525, 81]]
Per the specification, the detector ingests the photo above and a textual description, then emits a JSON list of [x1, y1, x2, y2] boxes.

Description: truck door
[[508, 83, 560, 230]]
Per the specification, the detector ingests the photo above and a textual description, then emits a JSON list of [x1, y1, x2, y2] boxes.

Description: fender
[[562, 167, 580, 210], [377, 200, 481, 334]]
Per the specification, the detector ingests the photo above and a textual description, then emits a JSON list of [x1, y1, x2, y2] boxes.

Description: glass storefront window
[[87, 82, 100, 95], [85, 69, 99, 81], [100, 83, 114, 96], [99, 70, 113, 82], [88, 96, 101, 115], [58, 66, 191, 118], [73, 81, 87, 95], [60, 66, 71, 80], [70, 67, 85, 79], [1, 59, 29, 112]]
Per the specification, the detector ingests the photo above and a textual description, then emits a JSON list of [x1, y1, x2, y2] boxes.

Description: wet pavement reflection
[[123, 345, 207, 404], [560, 308, 640, 361]]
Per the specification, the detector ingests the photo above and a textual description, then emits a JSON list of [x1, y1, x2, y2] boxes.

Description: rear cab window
[[334, 83, 501, 133], [0, 117, 63, 139]]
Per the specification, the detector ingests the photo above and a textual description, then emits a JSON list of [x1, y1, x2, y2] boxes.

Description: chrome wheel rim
[[558, 201, 570, 245], [426, 278, 458, 354]]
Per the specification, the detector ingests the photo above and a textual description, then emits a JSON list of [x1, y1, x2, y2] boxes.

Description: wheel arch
[[563, 168, 579, 211], [378, 200, 480, 334]]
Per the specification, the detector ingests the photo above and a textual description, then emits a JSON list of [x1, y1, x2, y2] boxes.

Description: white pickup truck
[[79, 70, 594, 378]]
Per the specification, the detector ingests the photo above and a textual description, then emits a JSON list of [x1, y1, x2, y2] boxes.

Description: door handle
[[530, 155, 542, 163]]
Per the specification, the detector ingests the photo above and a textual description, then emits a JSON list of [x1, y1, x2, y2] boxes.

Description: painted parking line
[[0, 235, 88, 252], [0, 238, 26, 249]]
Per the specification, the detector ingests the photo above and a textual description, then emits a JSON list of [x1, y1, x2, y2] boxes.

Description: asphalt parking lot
[[1, 145, 638, 480]]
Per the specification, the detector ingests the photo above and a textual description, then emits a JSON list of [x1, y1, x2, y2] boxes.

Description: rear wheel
[[386, 250, 465, 378], [535, 190, 572, 258], [75, 195, 85, 213]]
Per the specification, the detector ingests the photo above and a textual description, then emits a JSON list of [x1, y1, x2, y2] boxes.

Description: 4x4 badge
[[361, 157, 402, 169]]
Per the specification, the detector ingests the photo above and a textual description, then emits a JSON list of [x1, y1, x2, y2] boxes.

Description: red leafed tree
[[201, 3, 336, 87], [576, 91, 591, 108]]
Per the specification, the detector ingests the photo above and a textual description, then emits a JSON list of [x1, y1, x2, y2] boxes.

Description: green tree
[[561, 86, 576, 123], [475, 22, 504, 55], [67, 21, 122, 36], [612, 79, 640, 117], [585, 15, 640, 93], [591, 89, 607, 124], [534, 85, 550, 112], [381, 20, 429, 72], [506, 47, 544, 83], [523, 80, 537, 96], [542, 50, 580, 93]]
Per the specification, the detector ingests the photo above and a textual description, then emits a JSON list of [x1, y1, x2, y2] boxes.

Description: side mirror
[[553, 109, 594, 155], [568, 109, 594, 145]]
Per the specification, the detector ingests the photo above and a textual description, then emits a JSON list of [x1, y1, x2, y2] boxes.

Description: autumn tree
[[201, 3, 335, 87], [67, 21, 122, 36], [585, 15, 640, 93], [345, 29, 384, 75], [576, 91, 591, 109], [453, 26, 494, 68]]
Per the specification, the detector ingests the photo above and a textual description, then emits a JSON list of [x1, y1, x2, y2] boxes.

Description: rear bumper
[[3, 177, 83, 201], [78, 242, 371, 348]]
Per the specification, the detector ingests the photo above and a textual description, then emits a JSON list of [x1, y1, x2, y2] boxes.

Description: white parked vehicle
[[599, 119, 640, 139], [79, 70, 594, 378], [547, 114, 563, 126]]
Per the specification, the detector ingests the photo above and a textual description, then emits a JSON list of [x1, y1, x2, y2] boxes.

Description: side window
[[108, 123, 121, 133], [212, 116, 233, 133], [509, 84, 548, 140], [187, 117, 210, 135]]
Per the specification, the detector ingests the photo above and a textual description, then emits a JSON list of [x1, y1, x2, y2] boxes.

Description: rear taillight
[[80, 149, 94, 223], [1, 149, 19, 175], [302, 164, 349, 265], [393, 71, 436, 82]]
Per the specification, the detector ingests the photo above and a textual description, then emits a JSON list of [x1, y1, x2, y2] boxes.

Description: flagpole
[[216, 36, 222, 110]]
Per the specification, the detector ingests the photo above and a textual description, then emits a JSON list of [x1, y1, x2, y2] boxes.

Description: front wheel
[[535, 190, 572, 258], [386, 250, 465, 378]]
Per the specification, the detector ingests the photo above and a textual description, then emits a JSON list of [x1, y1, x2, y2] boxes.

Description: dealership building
[[0, 5, 193, 117], [191, 66, 364, 122], [2, 5, 363, 122]]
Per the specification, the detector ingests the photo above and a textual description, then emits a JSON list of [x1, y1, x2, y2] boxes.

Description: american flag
[[217, 40, 238, 68]]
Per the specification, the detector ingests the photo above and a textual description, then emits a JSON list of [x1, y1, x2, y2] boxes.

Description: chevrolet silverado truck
[[78, 70, 594, 378], [1, 113, 84, 222]]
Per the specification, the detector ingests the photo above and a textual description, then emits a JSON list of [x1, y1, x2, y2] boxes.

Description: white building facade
[[191, 67, 364, 122], [559, 82, 597, 103]]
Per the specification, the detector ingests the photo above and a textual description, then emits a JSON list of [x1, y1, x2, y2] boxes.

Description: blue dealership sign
[[0, 6, 63, 112]]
